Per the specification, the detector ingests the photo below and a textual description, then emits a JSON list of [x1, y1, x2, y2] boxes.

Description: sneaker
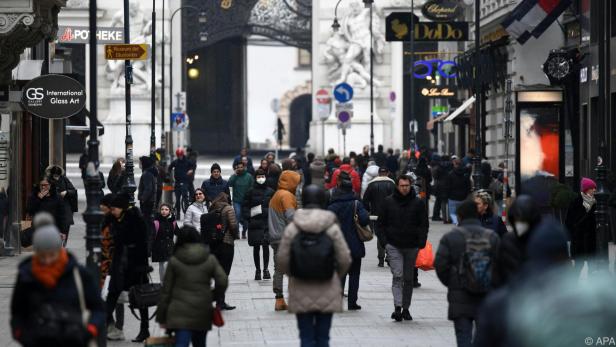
[[107, 325, 125, 341], [275, 297, 288, 311], [348, 303, 362, 311], [263, 269, 271, 280], [402, 309, 413, 321], [255, 270, 262, 281], [391, 310, 403, 322]]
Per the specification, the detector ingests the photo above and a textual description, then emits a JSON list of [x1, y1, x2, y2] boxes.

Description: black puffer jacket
[[434, 219, 500, 320], [109, 207, 150, 293], [151, 213, 179, 263], [446, 167, 471, 201], [26, 187, 66, 232], [377, 189, 428, 249], [242, 182, 274, 246], [362, 176, 396, 215], [138, 158, 158, 206]]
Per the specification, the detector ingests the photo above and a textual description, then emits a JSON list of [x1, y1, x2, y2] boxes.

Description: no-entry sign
[[316, 89, 330, 104], [105, 44, 149, 60]]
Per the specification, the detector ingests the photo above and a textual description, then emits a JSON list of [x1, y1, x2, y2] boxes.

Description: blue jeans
[[448, 199, 463, 225], [233, 202, 245, 232], [453, 317, 475, 347], [296, 313, 333, 347], [175, 329, 207, 347]]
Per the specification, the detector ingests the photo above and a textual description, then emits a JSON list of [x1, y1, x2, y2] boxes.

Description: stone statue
[[323, 1, 385, 88], [105, 1, 153, 95], [66, 0, 88, 8]]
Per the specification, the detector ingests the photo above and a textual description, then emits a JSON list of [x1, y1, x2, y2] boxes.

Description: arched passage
[[289, 94, 312, 149]]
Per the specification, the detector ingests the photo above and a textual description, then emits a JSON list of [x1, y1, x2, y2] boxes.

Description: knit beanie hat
[[100, 193, 116, 207], [32, 212, 55, 229], [33, 225, 63, 252], [110, 194, 130, 210], [581, 177, 596, 193], [211, 163, 221, 173]]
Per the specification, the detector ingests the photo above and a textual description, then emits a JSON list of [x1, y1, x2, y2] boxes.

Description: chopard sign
[[421, 87, 456, 98], [422, 0, 462, 21]]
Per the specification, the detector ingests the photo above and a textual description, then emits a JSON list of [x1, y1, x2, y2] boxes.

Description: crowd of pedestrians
[[10, 144, 612, 347]]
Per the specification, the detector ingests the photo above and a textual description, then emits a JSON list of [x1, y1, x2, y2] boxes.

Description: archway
[[289, 94, 312, 149], [278, 80, 311, 148]]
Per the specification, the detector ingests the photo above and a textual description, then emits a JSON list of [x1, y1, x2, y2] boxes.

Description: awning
[[426, 112, 451, 130], [445, 95, 476, 122]]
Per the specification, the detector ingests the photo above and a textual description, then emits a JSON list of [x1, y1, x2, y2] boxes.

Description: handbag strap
[[129, 307, 158, 321], [72, 267, 87, 325]]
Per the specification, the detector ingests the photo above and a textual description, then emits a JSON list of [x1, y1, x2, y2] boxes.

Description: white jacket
[[361, 165, 380, 197], [183, 202, 207, 232]]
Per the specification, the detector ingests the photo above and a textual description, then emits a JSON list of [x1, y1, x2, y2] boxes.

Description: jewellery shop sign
[[21, 75, 86, 119]]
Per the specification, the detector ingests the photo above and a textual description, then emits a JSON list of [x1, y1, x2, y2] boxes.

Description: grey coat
[[277, 209, 352, 314]]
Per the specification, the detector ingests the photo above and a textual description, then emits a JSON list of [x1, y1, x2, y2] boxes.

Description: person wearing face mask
[[493, 195, 542, 287], [183, 189, 208, 233], [228, 162, 254, 239], [565, 177, 597, 274], [152, 203, 180, 281], [242, 169, 274, 280]]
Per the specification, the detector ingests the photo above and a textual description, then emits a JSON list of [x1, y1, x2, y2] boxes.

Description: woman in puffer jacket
[[361, 162, 379, 197], [183, 189, 207, 233]]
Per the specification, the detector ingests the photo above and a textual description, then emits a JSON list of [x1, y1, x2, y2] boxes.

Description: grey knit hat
[[33, 225, 63, 252], [32, 212, 55, 229]]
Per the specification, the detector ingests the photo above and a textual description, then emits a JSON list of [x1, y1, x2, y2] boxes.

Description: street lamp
[[122, 0, 137, 204], [471, 0, 483, 191], [150, 0, 157, 152]]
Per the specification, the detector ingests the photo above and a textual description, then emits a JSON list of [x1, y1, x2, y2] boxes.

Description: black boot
[[391, 306, 403, 322], [255, 269, 262, 281], [402, 309, 413, 321], [114, 304, 124, 330], [132, 309, 150, 343], [263, 269, 271, 280]]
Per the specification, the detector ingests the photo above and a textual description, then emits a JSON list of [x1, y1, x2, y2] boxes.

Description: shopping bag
[[144, 336, 175, 347], [415, 241, 435, 271]]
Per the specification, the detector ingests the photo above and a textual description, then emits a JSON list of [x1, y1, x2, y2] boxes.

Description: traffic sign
[[336, 102, 353, 129], [333, 83, 353, 103], [172, 112, 189, 131], [316, 89, 330, 105], [104, 44, 149, 60]]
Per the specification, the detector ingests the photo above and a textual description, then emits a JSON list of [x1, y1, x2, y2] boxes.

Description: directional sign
[[333, 82, 354, 103], [104, 44, 149, 60]]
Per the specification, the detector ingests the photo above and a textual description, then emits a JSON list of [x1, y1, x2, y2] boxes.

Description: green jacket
[[156, 243, 228, 331], [228, 172, 253, 203]]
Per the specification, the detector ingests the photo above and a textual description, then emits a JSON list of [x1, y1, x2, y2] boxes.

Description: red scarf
[[32, 249, 69, 289]]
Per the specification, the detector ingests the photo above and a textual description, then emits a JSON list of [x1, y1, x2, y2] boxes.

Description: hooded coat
[[151, 212, 179, 262], [361, 165, 380, 197], [276, 209, 352, 313], [156, 243, 228, 331], [309, 159, 327, 187], [326, 164, 361, 194], [268, 171, 300, 244], [328, 190, 370, 259], [242, 180, 274, 246], [362, 176, 396, 215], [46, 166, 77, 228]]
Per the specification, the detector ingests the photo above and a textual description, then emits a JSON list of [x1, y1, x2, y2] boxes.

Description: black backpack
[[457, 227, 494, 294], [290, 225, 335, 281], [200, 210, 225, 246]]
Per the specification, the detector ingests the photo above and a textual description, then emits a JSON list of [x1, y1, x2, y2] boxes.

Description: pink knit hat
[[581, 177, 596, 193]]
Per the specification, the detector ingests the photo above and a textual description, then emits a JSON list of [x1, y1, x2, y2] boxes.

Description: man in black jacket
[[445, 159, 471, 224], [362, 167, 395, 267], [373, 145, 387, 168], [434, 199, 499, 347], [377, 175, 428, 322], [168, 148, 196, 215], [138, 156, 158, 219]]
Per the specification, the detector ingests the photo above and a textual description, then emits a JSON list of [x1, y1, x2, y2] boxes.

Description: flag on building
[[501, 0, 572, 44]]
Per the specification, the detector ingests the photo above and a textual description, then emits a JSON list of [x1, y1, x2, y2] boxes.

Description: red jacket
[[326, 164, 361, 194]]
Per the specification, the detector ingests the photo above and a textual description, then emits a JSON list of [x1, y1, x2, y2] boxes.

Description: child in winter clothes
[[152, 203, 180, 281]]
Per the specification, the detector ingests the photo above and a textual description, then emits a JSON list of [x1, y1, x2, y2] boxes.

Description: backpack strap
[[153, 220, 160, 234]]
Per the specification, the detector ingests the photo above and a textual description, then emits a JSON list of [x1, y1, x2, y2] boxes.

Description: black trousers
[[106, 290, 148, 331], [253, 244, 270, 271], [341, 258, 362, 307], [211, 243, 234, 303]]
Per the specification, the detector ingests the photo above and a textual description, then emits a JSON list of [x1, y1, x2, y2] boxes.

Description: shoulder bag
[[354, 201, 373, 242]]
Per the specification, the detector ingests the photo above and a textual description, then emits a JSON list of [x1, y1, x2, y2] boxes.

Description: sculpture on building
[[323, 1, 385, 89], [105, 1, 153, 95]]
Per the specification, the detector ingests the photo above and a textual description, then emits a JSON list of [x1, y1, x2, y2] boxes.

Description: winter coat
[[446, 167, 471, 201], [109, 207, 150, 293], [493, 231, 531, 288], [232, 155, 254, 173], [183, 202, 207, 233], [268, 171, 300, 244], [242, 182, 274, 246], [328, 190, 370, 259], [325, 164, 361, 195], [26, 187, 66, 232], [377, 189, 429, 249], [386, 155, 400, 174], [373, 151, 387, 168], [11, 253, 105, 346], [565, 195, 597, 258], [362, 176, 396, 215], [169, 158, 196, 185], [266, 170, 281, 191], [107, 171, 127, 195], [156, 243, 228, 331], [152, 213, 179, 262], [434, 219, 500, 320], [479, 212, 508, 237], [200, 176, 230, 204], [309, 160, 326, 187], [100, 214, 114, 286], [432, 164, 449, 199], [138, 164, 158, 206], [208, 193, 239, 245], [228, 171, 254, 203], [46, 166, 77, 226], [276, 209, 352, 314], [361, 165, 379, 197]]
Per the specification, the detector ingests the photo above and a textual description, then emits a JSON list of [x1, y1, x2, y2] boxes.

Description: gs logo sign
[[26, 88, 44, 100]]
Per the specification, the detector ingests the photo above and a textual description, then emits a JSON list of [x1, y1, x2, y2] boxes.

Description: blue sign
[[338, 111, 351, 123], [413, 59, 458, 79], [333, 82, 354, 103], [171, 112, 188, 131]]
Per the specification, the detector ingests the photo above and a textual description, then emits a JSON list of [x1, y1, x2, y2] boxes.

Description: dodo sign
[[22, 75, 86, 119]]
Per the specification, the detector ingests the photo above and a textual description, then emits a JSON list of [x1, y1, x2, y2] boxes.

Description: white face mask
[[514, 221, 529, 237], [256, 177, 266, 185]]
